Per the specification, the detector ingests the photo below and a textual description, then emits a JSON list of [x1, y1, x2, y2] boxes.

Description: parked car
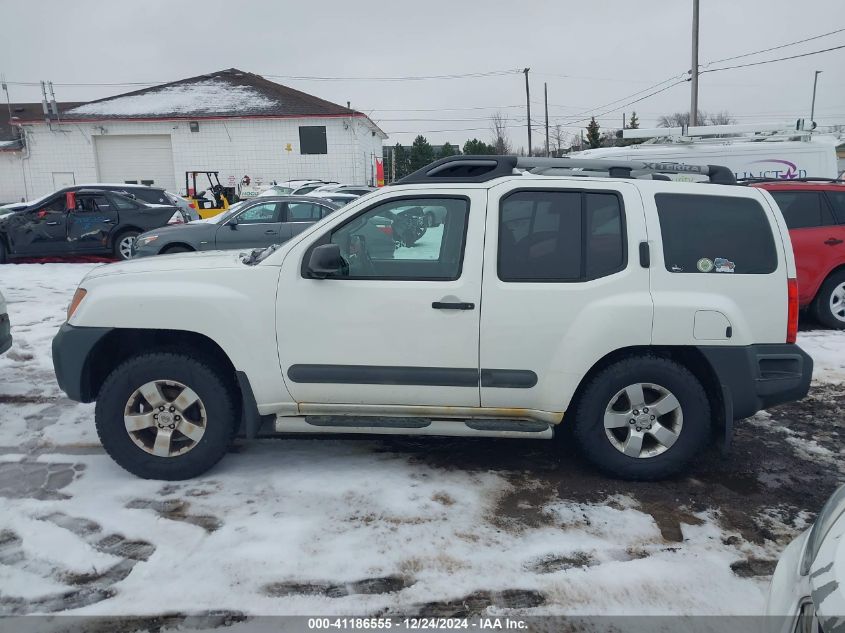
[[291, 181, 338, 195], [747, 179, 845, 328], [309, 184, 377, 197], [309, 192, 360, 207], [766, 484, 845, 633], [52, 155, 812, 481], [0, 290, 10, 355], [131, 196, 340, 258], [164, 192, 201, 221], [0, 188, 183, 262]]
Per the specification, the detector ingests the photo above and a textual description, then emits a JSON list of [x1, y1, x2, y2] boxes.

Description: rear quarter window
[[655, 193, 777, 274]]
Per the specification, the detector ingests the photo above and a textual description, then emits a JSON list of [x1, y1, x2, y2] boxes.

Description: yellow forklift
[[185, 171, 232, 219]]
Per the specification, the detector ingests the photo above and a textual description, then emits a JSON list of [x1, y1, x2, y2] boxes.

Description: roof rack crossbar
[[394, 155, 736, 186]]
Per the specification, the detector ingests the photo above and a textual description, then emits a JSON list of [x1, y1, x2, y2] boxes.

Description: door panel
[[6, 196, 68, 255], [275, 190, 486, 408], [480, 182, 652, 414], [214, 201, 282, 250], [67, 194, 118, 252]]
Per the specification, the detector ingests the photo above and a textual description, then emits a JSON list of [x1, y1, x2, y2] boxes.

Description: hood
[[84, 250, 249, 279], [139, 222, 217, 239]]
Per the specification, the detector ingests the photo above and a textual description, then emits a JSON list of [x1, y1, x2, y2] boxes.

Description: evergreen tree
[[628, 111, 639, 129], [462, 138, 495, 155], [409, 135, 435, 171], [586, 117, 601, 149], [439, 142, 456, 158], [392, 143, 411, 179]]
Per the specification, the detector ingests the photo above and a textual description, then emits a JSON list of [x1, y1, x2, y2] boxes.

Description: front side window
[[498, 190, 625, 282], [656, 193, 777, 274], [324, 197, 469, 279], [236, 202, 280, 224], [769, 191, 835, 229], [76, 195, 111, 213]]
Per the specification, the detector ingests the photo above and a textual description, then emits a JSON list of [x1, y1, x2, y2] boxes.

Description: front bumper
[[51, 323, 112, 402], [698, 343, 813, 420], [0, 313, 11, 355]]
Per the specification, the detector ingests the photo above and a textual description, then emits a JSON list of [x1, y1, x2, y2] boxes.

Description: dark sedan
[[0, 188, 183, 262], [132, 196, 342, 257]]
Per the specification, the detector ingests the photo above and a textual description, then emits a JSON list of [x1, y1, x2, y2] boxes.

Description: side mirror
[[227, 216, 238, 229], [307, 243, 344, 278]]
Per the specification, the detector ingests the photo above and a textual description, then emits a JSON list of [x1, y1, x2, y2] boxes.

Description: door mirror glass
[[307, 243, 346, 278]]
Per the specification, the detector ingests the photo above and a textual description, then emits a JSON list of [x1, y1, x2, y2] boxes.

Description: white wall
[[0, 151, 28, 204], [15, 115, 386, 198]]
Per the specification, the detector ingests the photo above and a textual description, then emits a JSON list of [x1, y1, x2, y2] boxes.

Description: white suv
[[51, 156, 813, 481]]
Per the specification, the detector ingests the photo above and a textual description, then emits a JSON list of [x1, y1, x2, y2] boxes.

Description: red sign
[[376, 159, 385, 187]]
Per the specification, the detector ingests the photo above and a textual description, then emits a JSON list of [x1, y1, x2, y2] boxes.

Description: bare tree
[[551, 123, 567, 156], [489, 112, 512, 155], [706, 110, 736, 126]]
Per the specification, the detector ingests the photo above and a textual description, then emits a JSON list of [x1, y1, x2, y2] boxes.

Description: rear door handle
[[264, 229, 278, 235], [824, 238, 843, 245], [432, 301, 475, 310], [46, 221, 59, 226]]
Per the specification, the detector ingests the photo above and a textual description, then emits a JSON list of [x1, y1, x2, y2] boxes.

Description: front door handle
[[824, 238, 843, 246], [46, 221, 59, 226], [432, 301, 475, 310]]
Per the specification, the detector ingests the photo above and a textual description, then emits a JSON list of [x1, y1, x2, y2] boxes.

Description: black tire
[[811, 270, 845, 329], [113, 230, 140, 260], [162, 245, 194, 254], [95, 352, 237, 480], [572, 356, 710, 480]]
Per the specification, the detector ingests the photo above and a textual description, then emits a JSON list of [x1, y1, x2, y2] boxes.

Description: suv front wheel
[[572, 356, 710, 480], [95, 352, 237, 480]]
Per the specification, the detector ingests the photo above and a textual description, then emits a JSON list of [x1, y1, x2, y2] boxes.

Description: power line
[[704, 26, 845, 66], [702, 43, 845, 73], [262, 69, 523, 82]]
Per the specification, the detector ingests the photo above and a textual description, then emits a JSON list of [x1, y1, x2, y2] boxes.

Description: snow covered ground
[[0, 262, 843, 618]]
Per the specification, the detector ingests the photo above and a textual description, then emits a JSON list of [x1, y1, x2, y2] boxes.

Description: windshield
[[1, 191, 55, 210], [198, 201, 246, 224]]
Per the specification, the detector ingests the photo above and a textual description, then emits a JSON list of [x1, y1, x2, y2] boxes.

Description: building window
[[299, 126, 328, 155], [189, 121, 200, 133]]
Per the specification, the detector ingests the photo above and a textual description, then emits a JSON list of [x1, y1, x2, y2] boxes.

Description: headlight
[[67, 288, 87, 321], [137, 235, 159, 247], [801, 484, 845, 575]]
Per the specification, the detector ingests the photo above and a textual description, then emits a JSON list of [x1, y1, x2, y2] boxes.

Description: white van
[[575, 133, 840, 180]]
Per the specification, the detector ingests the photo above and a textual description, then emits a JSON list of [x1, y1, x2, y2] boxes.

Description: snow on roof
[[67, 79, 277, 118]]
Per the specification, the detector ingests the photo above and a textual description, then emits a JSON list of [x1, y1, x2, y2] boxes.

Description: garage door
[[95, 135, 176, 191]]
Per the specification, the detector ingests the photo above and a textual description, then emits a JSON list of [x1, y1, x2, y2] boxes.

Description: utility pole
[[810, 70, 822, 125], [524, 68, 531, 156], [544, 82, 549, 157], [690, 0, 700, 127]]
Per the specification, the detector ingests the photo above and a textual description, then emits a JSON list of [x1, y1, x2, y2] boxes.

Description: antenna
[[47, 81, 60, 122], [40, 81, 50, 122]]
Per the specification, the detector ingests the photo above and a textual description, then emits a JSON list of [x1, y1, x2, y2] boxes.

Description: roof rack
[[394, 155, 736, 186], [738, 177, 845, 185]]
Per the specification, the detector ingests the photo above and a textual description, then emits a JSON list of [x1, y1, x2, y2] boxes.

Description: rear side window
[[825, 191, 845, 224], [769, 191, 835, 229], [499, 190, 625, 282], [131, 189, 168, 205], [656, 193, 777, 274]]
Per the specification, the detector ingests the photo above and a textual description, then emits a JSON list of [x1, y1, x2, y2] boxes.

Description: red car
[[750, 179, 845, 328]]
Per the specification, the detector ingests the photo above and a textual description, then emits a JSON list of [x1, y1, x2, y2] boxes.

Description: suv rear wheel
[[95, 352, 236, 480], [113, 230, 140, 260], [811, 269, 845, 329], [572, 356, 710, 480]]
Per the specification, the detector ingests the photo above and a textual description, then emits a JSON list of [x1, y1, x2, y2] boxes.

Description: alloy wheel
[[123, 380, 207, 457], [603, 382, 683, 459]]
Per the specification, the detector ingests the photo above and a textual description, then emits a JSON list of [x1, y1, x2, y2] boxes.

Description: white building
[[0, 68, 387, 203]]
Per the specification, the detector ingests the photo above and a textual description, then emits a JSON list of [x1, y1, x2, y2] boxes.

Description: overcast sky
[[2, 0, 843, 148]]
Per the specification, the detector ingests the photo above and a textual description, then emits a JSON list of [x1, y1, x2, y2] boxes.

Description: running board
[[274, 416, 553, 439]]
